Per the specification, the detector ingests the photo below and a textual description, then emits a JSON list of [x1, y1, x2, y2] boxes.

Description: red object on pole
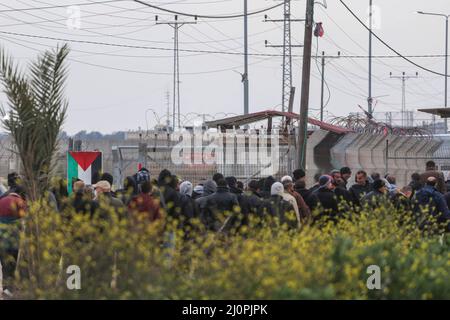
[[314, 22, 324, 37], [138, 163, 142, 171]]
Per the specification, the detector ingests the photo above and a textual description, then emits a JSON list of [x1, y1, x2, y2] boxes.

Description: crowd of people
[[1, 162, 450, 230], [1, 161, 450, 293]]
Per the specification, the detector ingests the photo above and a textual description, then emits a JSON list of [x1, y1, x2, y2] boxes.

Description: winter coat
[[195, 180, 217, 211], [257, 195, 298, 229], [420, 171, 446, 194], [313, 188, 340, 222], [295, 186, 319, 211], [349, 183, 373, 205], [200, 186, 239, 232], [245, 191, 264, 214], [157, 170, 182, 219], [128, 193, 161, 222], [414, 185, 450, 230]]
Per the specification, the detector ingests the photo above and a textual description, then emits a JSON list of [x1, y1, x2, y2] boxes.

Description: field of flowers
[[3, 200, 450, 300]]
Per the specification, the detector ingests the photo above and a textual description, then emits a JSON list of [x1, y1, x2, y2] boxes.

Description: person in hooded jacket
[[195, 179, 217, 211], [192, 183, 204, 200], [179, 181, 198, 221], [179, 181, 200, 239], [201, 179, 239, 232]]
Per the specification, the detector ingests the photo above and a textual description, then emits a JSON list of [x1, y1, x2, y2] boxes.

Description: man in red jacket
[[0, 185, 27, 294], [0, 187, 27, 221]]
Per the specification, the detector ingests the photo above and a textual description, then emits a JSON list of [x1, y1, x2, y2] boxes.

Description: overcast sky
[[0, 0, 449, 134]]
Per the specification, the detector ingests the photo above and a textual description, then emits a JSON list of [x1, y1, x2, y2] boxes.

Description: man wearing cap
[[92, 180, 125, 219], [313, 175, 339, 222]]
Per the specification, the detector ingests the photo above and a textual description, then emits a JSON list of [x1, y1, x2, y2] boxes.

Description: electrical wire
[[133, 0, 284, 19], [339, 0, 450, 78], [0, 0, 126, 13]]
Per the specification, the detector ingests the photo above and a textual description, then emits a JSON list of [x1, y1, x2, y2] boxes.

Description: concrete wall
[[0, 131, 447, 190]]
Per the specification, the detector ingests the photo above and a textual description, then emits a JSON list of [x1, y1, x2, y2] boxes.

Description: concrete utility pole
[[297, 0, 315, 170], [156, 15, 197, 130], [264, 0, 304, 113], [244, 0, 249, 116], [320, 51, 340, 122], [389, 71, 419, 127], [368, 0, 373, 116]]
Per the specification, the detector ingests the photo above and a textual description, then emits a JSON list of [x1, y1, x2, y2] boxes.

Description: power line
[[339, 0, 450, 78], [0, 0, 126, 13], [0, 33, 273, 75], [1, 29, 448, 60], [133, 0, 284, 19]]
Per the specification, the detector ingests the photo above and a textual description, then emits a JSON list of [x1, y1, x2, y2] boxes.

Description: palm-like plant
[[0, 44, 69, 200]]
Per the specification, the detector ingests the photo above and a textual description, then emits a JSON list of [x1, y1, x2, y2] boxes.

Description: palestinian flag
[[67, 151, 102, 194]]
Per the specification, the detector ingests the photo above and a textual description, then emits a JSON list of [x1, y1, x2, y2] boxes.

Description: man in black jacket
[[331, 170, 354, 206], [245, 180, 264, 214], [349, 170, 373, 206], [313, 175, 340, 223], [195, 180, 217, 210], [157, 169, 182, 219], [201, 179, 240, 232], [294, 180, 318, 210], [225, 176, 250, 215]]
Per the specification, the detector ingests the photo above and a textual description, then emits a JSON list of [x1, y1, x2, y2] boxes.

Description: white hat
[[281, 175, 293, 183], [271, 182, 284, 196]]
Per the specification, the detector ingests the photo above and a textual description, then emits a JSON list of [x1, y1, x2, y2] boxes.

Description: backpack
[[134, 168, 150, 193]]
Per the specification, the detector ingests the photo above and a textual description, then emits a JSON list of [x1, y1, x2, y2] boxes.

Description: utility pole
[[368, 0, 373, 116], [389, 71, 419, 127], [166, 91, 170, 132], [264, 1, 304, 113], [297, 0, 315, 170], [156, 15, 197, 130], [319, 51, 340, 122], [244, 0, 249, 116]]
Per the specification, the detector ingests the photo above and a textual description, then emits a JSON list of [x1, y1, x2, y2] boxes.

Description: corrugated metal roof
[[204, 110, 352, 134]]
